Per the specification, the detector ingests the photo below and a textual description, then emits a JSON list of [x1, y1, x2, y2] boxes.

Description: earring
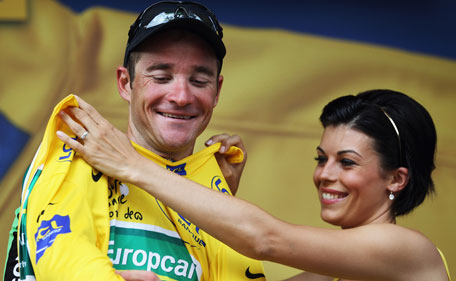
[[389, 192, 395, 201]]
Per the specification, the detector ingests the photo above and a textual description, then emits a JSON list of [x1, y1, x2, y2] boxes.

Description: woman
[[57, 89, 451, 280]]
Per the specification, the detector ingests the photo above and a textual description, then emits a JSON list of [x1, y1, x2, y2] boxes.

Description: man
[[4, 1, 265, 280]]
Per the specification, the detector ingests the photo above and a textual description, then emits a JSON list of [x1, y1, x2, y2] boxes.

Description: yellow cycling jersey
[[17, 95, 266, 281], [107, 142, 265, 281]]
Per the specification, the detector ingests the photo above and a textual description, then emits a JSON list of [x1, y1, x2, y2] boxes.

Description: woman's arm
[[57, 96, 447, 281]]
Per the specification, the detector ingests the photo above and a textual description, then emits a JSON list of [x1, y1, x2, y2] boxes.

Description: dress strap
[[437, 248, 452, 281]]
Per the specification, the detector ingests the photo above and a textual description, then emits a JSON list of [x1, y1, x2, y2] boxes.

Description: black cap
[[123, 1, 226, 67]]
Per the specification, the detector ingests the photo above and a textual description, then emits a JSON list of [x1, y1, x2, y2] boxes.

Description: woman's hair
[[319, 89, 437, 217]]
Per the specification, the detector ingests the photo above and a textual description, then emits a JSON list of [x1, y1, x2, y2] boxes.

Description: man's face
[[122, 31, 223, 160]]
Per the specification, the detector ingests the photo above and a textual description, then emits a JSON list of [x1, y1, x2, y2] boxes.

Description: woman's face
[[313, 125, 394, 228]]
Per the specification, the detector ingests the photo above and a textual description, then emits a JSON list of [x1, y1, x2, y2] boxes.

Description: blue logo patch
[[58, 137, 77, 162], [211, 176, 230, 194], [35, 214, 71, 263], [166, 163, 187, 175]]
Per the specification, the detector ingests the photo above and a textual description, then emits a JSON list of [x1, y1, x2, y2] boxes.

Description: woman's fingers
[[57, 99, 144, 184], [74, 95, 105, 125], [59, 96, 105, 135], [58, 110, 87, 140], [59, 96, 112, 142], [56, 130, 84, 153], [66, 106, 98, 133]]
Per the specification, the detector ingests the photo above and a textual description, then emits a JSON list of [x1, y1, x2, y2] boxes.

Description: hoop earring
[[389, 192, 395, 201]]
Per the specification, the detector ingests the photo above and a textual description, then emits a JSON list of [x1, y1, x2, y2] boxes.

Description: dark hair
[[319, 89, 436, 217]]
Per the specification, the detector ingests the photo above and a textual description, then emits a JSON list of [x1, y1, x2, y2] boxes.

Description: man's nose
[[168, 79, 194, 106]]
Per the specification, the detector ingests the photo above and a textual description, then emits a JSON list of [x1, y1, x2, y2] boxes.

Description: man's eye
[[314, 156, 327, 165], [153, 76, 171, 83], [190, 79, 209, 87]]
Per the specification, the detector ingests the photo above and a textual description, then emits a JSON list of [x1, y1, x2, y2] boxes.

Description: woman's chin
[[320, 210, 346, 227]]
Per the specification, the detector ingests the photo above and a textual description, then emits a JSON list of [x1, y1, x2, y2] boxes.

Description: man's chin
[[160, 135, 195, 150]]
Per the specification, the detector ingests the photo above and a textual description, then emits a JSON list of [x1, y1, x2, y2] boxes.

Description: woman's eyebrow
[[338, 149, 362, 157]]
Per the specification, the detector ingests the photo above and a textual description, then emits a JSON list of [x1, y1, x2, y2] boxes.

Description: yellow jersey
[[17, 95, 266, 281]]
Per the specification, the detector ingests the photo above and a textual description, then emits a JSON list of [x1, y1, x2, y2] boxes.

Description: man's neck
[[127, 132, 194, 162]]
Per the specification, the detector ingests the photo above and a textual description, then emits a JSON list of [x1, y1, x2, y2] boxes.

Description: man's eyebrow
[[337, 149, 362, 157], [145, 63, 172, 72], [194, 65, 215, 77], [316, 146, 325, 154]]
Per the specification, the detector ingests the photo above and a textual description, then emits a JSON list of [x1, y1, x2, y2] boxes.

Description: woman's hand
[[56, 95, 145, 184], [205, 134, 247, 195], [117, 270, 160, 281]]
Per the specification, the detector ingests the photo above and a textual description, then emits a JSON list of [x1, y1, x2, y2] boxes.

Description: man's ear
[[387, 167, 409, 193], [213, 75, 224, 107], [117, 66, 132, 102]]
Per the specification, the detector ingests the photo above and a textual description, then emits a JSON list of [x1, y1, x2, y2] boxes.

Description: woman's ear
[[387, 167, 409, 193], [117, 66, 132, 102]]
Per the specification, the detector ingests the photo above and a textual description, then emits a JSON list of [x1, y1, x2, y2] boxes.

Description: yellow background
[[0, 0, 27, 21], [1, 0, 454, 279]]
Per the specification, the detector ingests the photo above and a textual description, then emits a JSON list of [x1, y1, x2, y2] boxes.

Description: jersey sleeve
[[26, 166, 125, 281]]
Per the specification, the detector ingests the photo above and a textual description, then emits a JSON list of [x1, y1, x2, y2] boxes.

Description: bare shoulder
[[356, 224, 448, 280], [362, 223, 437, 251], [356, 224, 439, 258]]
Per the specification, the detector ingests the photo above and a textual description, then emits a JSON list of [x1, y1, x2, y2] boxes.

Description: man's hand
[[205, 134, 247, 196]]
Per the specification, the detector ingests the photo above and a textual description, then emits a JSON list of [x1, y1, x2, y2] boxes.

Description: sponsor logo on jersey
[[58, 137, 77, 162], [109, 179, 128, 208], [210, 176, 230, 194], [167, 163, 187, 175], [108, 221, 202, 281], [177, 217, 205, 247], [245, 266, 266, 279], [91, 168, 103, 182], [35, 214, 71, 263]]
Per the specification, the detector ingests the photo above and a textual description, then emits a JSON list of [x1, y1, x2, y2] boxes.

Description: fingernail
[[220, 145, 226, 153], [205, 140, 213, 146]]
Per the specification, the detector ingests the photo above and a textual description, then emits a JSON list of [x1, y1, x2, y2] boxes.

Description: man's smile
[[158, 112, 195, 120]]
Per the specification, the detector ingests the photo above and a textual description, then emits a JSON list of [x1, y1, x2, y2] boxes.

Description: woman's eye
[[314, 156, 327, 165], [340, 158, 356, 167]]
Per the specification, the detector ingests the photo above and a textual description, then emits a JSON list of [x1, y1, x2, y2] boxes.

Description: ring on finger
[[80, 131, 89, 140]]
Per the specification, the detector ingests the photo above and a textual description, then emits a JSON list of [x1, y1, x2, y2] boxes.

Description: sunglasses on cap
[[124, 1, 225, 67]]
